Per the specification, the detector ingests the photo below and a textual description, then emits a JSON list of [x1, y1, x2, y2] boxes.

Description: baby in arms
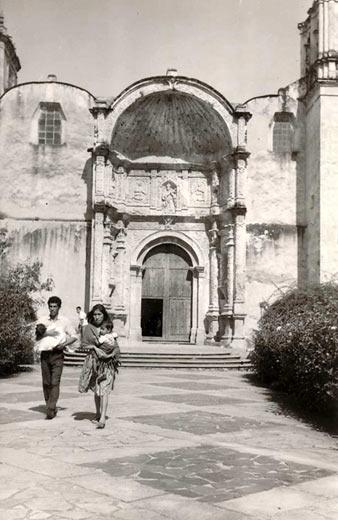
[[93, 322, 121, 380], [34, 323, 67, 353]]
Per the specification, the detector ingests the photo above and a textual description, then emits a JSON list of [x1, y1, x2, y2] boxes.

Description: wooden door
[[141, 244, 192, 341]]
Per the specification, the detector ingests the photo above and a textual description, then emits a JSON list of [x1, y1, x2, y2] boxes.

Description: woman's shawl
[[78, 324, 99, 393], [81, 323, 100, 350]]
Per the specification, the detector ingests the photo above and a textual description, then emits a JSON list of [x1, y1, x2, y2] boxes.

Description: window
[[38, 102, 63, 145], [272, 112, 294, 153]]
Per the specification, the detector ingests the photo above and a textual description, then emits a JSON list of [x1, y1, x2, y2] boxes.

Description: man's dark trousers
[[40, 350, 64, 415]]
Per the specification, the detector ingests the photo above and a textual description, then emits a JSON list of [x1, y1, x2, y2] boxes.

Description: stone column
[[231, 105, 251, 354], [206, 221, 219, 341], [102, 218, 113, 308], [219, 223, 235, 346], [91, 210, 104, 306], [129, 264, 143, 343], [191, 266, 205, 344], [89, 99, 111, 307]]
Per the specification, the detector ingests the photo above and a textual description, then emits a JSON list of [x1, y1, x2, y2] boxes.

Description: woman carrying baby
[[79, 304, 120, 429]]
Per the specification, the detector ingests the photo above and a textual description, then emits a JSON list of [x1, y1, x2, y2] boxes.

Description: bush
[[0, 262, 52, 374], [251, 283, 338, 412]]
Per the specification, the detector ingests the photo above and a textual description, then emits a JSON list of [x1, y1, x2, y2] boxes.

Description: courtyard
[[0, 365, 337, 519]]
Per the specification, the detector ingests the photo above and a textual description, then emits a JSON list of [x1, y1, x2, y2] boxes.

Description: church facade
[[0, 0, 337, 351]]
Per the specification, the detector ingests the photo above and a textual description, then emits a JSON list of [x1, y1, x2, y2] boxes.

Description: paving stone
[[217, 486, 325, 515], [141, 392, 246, 406], [119, 410, 285, 435], [0, 391, 79, 403], [149, 381, 235, 391], [82, 445, 333, 503], [0, 406, 43, 424]]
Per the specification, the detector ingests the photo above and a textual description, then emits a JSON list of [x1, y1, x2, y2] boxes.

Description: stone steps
[[64, 350, 252, 370]]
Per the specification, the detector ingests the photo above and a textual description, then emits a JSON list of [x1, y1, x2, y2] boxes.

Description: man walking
[[76, 305, 87, 338], [40, 296, 77, 419]]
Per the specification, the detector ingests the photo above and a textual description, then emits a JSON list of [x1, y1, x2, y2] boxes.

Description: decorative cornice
[[233, 104, 252, 122]]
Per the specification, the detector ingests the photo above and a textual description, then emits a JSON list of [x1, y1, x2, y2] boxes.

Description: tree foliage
[[0, 262, 53, 374]]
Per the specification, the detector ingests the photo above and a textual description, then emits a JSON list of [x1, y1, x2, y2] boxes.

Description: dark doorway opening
[[141, 298, 163, 337]]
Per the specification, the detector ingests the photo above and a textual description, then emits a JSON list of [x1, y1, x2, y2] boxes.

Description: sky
[[2, 0, 312, 103]]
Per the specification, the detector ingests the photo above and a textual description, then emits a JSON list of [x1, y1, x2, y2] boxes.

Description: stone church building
[[0, 0, 337, 351]]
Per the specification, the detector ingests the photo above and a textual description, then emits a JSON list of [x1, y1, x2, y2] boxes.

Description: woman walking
[[79, 304, 120, 429]]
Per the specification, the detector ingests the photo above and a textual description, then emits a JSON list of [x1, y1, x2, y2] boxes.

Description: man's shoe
[[46, 410, 56, 420]]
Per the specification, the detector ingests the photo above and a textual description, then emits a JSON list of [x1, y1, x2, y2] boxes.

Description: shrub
[[0, 262, 53, 374], [251, 283, 338, 412]]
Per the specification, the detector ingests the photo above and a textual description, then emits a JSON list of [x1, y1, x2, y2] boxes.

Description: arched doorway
[[141, 243, 193, 342]]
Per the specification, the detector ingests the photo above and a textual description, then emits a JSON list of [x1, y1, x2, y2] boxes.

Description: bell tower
[[0, 9, 21, 96], [298, 0, 338, 283]]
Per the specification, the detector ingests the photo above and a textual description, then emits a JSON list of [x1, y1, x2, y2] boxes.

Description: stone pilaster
[[102, 218, 113, 308], [230, 106, 251, 353], [206, 221, 219, 341], [219, 223, 235, 346], [91, 210, 104, 306], [190, 266, 205, 344], [129, 264, 143, 343]]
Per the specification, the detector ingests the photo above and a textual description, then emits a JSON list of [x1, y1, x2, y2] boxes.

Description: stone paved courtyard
[[0, 365, 337, 519]]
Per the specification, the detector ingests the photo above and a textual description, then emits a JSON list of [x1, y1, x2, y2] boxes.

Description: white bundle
[[35, 326, 66, 353]]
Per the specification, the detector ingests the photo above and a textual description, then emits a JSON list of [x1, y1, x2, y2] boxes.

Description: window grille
[[38, 102, 63, 145], [272, 112, 294, 153]]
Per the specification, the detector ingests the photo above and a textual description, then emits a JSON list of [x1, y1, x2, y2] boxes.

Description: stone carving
[[161, 181, 177, 213], [132, 179, 147, 203], [161, 216, 175, 230], [192, 180, 206, 203], [211, 170, 219, 206]]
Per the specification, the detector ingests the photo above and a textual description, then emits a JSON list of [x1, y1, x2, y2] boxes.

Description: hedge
[[251, 283, 338, 412]]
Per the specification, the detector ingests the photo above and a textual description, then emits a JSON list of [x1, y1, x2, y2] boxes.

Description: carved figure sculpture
[[161, 181, 177, 213]]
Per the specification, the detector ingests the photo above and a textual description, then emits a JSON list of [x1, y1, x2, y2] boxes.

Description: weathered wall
[[244, 93, 300, 335], [319, 85, 338, 280], [0, 82, 94, 219], [0, 81, 95, 318], [3, 219, 90, 323], [304, 88, 321, 283]]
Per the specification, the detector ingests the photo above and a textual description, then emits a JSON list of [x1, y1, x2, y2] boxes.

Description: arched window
[[38, 102, 64, 145], [272, 112, 294, 153]]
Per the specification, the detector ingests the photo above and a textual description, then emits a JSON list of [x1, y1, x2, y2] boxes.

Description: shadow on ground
[[72, 411, 97, 421], [243, 373, 338, 437]]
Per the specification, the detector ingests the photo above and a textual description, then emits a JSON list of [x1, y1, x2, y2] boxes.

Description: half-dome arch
[[111, 89, 232, 163]]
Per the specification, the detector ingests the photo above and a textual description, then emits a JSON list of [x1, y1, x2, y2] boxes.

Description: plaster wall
[[3, 219, 90, 324], [245, 95, 298, 225], [244, 94, 300, 337], [304, 90, 321, 283], [245, 227, 298, 338], [320, 85, 338, 279], [0, 82, 94, 220]]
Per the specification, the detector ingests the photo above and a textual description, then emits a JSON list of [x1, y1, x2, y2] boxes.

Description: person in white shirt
[[76, 306, 88, 338], [39, 296, 77, 419]]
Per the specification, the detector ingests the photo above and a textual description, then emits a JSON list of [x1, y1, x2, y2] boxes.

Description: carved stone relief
[[190, 178, 208, 206], [128, 177, 150, 205], [161, 181, 177, 213]]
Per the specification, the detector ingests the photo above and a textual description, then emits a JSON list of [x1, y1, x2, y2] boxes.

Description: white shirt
[[39, 314, 77, 342], [78, 310, 88, 326]]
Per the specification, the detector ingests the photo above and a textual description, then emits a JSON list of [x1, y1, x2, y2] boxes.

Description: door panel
[[142, 267, 165, 297], [141, 244, 192, 342], [168, 299, 191, 339]]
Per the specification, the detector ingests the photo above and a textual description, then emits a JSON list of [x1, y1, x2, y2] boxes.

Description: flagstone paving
[[0, 364, 337, 520]]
